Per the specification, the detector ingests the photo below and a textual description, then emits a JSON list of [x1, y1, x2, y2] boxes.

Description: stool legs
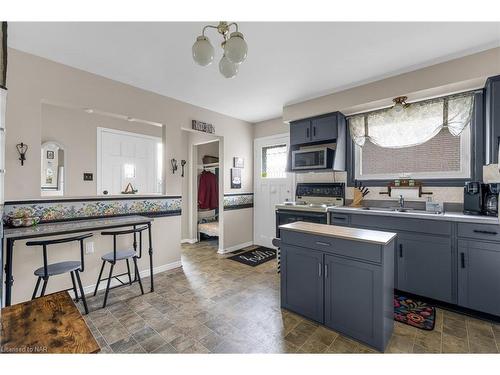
[[126, 259, 132, 285], [32, 276, 42, 300], [70, 271, 79, 302], [74, 270, 89, 314], [133, 257, 144, 295], [94, 260, 106, 296], [40, 277, 49, 297], [102, 263, 115, 308]]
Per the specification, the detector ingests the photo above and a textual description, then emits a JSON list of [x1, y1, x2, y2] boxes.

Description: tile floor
[[81, 241, 500, 353]]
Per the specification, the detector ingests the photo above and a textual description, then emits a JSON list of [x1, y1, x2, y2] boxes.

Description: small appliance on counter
[[463, 181, 484, 215], [275, 182, 345, 237], [483, 183, 500, 216]]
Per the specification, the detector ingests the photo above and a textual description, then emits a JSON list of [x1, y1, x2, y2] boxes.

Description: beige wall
[[253, 117, 288, 139], [4, 49, 255, 303], [223, 208, 253, 250], [283, 47, 500, 122], [41, 103, 163, 196], [5, 48, 253, 200]]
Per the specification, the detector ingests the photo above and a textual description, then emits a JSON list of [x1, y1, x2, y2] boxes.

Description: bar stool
[[27, 233, 93, 314], [93, 225, 148, 308]]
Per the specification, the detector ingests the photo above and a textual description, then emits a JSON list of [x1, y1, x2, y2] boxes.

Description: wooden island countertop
[[279, 221, 397, 245]]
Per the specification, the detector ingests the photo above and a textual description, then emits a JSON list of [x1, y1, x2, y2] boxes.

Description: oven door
[[276, 209, 327, 238]]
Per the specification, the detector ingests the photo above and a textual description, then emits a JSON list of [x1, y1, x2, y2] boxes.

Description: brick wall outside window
[[360, 129, 462, 175]]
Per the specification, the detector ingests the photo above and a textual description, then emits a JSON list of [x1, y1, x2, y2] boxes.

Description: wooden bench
[[1, 291, 100, 353]]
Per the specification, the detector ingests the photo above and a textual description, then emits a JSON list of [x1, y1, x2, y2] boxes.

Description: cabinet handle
[[306, 128, 310, 139], [315, 241, 331, 247], [399, 244, 403, 258], [318, 263, 322, 277], [473, 229, 498, 235], [460, 252, 466, 268], [324, 264, 328, 278], [333, 216, 346, 221], [313, 126, 316, 137]]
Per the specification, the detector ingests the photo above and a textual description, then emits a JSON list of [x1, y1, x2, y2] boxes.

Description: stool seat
[[101, 249, 137, 262], [34, 261, 82, 277]]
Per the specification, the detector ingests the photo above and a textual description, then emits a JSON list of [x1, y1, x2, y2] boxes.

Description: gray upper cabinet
[[397, 233, 453, 303], [485, 75, 500, 165], [289, 112, 342, 146], [458, 239, 500, 316], [280, 244, 324, 323], [290, 119, 312, 145], [311, 114, 338, 143]]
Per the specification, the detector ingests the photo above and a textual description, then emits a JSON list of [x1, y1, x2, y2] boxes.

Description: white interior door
[[98, 128, 161, 195], [254, 134, 294, 248]]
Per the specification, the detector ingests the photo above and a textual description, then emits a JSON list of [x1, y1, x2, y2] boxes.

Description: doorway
[[253, 134, 294, 248], [195, 139, 220, 250]]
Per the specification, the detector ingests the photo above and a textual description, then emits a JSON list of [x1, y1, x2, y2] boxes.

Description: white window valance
[[348, 92, 474, 149]]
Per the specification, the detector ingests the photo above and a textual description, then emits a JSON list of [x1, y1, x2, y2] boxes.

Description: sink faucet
[[399, 195, 405, 209]]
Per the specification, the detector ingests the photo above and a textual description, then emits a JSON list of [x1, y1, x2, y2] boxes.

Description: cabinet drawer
[[281, 229, 383, 263], [330, 213, 350, 226], [457, 222, 500, 241], [351, 214, 452, 236]]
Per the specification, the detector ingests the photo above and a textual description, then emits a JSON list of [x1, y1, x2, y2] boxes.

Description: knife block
[[350, 189, 364, 207]]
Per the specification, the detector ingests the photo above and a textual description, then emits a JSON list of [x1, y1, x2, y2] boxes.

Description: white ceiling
[[8, 22, 500, 123]]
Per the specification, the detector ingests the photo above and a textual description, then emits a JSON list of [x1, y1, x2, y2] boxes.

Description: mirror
[[41, 103, 164, 197], [41, 141, 65, 196]]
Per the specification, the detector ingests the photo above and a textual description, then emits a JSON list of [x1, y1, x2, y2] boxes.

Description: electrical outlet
[[85, 241, 94, 254]]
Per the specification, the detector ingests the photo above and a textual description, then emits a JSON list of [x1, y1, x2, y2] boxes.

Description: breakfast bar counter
[[2, 215, 154, 307]]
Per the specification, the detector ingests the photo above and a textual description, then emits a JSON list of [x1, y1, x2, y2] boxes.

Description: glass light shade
[[224, 32, 248, 64], [219, 55, 238, 78], [192, 36, 214, 66]]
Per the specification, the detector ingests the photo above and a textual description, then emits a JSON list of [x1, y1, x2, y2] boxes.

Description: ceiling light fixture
[[192, 21, 248, 79], [392, 96, 409, 113]]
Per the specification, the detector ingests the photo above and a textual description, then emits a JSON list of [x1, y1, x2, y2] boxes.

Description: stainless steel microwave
[[291, 147, 334, 171]]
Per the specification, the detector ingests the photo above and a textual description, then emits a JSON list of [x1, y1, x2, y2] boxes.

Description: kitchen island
[[279, 221, 396, 352]]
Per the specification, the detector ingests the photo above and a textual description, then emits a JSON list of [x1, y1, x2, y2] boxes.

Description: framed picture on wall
[[233, 157, 244, 168], [231, 168, 241, 189]]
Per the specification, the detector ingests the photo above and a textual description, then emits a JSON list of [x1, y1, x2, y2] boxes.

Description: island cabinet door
[[458, 240, 500, 316], [280, 244, 324, 323], [324, 254, 382, 349], [397, 233, 453, 303]]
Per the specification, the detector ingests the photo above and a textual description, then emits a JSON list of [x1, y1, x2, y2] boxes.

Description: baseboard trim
[[219, 241, 253, 254], [77, 260, 183, 297], [181, 238, 198, 244]]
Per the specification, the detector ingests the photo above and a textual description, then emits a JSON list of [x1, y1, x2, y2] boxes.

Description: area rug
[[228, 247, 276, 267], [394, 293, 435, 330]]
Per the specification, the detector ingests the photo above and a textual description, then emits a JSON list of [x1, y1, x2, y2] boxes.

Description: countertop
[[329, 206, 500, 224], [279, 221, 397, 245], [3, 215, 153, 240]]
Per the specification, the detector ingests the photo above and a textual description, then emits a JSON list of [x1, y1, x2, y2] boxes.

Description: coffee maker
[[463, 181, 484, 215], [483, 183, 500, 216]]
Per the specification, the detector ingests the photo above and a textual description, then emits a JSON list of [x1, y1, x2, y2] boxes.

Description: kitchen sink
[[357, 207, 443, 215]]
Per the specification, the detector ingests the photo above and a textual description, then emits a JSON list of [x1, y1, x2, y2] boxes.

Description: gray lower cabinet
[[280, 228, 394, 351], [280, 244, 324, 323], [458, 239, 500, 316], [324, 255, 386, 349], [397, 233, 453, 303]]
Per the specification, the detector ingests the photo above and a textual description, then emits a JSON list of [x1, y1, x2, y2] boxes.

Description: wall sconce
[[170, 158, 178, 174], [181, 160, 187, 177], [16, 142, 28, 166]]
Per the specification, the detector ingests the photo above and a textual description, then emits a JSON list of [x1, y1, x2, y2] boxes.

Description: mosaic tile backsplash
[[223, 194, 253, 209], [3, 193, 253, 224], [3, 197, 182, 223]]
